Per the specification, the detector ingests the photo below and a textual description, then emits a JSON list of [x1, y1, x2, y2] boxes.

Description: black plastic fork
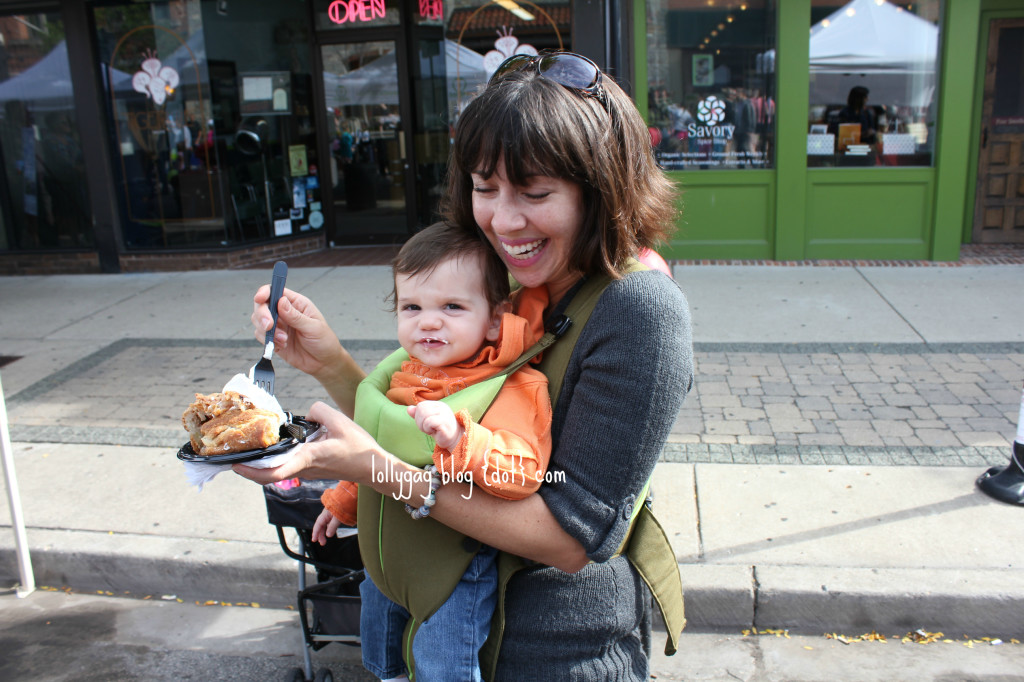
[[250, 260, 288, 395]]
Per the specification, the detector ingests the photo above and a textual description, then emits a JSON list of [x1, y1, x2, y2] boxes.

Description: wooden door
[[973, 18, 1024, 244]]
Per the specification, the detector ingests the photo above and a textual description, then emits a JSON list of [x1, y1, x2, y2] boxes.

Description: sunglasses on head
[[489, 52, 607, 111]]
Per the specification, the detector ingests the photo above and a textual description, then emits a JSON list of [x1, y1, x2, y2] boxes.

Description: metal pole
[[0, 372, 35, 597]]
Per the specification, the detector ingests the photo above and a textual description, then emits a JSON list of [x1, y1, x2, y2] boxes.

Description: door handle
[[982, 126, 988, 148]]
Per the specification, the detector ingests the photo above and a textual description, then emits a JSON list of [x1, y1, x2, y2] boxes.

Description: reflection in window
[[95, 0, 319, 249], [96, 2, 223, 248], [323, 41, 407, 238], [443, 1, 571, 121], [0, 13, 93, 251], [647, 1, 776, 171], [808, 0, 940, 167]]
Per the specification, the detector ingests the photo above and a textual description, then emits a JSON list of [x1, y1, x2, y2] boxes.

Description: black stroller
[[264, 478, 364, 682]]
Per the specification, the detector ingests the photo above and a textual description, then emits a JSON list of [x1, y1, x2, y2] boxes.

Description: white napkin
[[183, 374, 298, 491]]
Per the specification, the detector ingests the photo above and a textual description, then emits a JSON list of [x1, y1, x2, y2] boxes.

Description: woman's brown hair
[[440, 63, 679, 280]]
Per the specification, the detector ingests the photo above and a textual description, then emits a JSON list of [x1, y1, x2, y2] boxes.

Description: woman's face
[[470, 158, 585, 303]]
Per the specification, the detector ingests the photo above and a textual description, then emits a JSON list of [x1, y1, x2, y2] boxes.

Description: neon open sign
[[328, 0, 385, 24], [420, 0, 442, 20], [326, 0, 441, 24]]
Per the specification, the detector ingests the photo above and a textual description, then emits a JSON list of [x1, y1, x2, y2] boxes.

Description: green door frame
[[773, 0, 811, 259], [631, 0, 1001, 262]]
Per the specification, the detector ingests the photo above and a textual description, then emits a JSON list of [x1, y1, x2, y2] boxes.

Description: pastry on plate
[[182, 391, 283, 456]]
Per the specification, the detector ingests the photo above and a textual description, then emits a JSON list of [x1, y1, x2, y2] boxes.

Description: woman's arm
[[236, 274, 691, 570], [233, 400, 588, 572], [537, 272, 693, 562], [251, 285, 367, 415], [431, 484, 588, 573]]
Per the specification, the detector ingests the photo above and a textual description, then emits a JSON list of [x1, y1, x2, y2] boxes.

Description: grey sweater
[[495, 269, 694, 681]]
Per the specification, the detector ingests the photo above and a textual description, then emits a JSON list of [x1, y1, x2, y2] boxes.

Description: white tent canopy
[[809, 0, 938, 107], [0, 41, 132, 111], [0, 36, 207, 112], [324, 40, 486, 108]]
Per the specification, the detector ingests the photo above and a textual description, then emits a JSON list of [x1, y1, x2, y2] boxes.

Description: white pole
[[0, 372, 35, 597], [1016, 380, 1024, 445]]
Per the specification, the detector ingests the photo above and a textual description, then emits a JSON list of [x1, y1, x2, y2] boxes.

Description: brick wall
[[0, 234, 325, 275], [0, 251, 102, 275]]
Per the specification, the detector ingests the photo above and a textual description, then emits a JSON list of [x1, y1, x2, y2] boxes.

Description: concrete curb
[[4, 531, 1023, 638], [752, 565, 1024, 638], [0, 529, 297, 608]]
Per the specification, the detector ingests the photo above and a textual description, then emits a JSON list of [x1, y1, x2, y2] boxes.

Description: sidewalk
[[1, 262, 1023, 640]]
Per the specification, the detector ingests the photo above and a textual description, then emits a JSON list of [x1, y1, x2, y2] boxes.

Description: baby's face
[[394, 254, 501, 367]]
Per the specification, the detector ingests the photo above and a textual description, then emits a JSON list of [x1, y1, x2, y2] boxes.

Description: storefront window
[[95, 0, 319, 249], [808, 0, 941, 167], [0, 12, 94, 251], [646, 1, 776, 171]]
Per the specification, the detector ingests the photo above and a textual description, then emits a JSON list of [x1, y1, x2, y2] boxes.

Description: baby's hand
[[408, 401, 464, 451], [312, 507, 341, 546]]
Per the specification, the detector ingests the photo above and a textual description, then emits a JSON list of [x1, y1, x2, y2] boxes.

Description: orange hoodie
[[321, 287, 551, 526]]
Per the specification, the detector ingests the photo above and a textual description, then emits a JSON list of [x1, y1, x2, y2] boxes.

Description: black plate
[[177, 415, 323, 464]]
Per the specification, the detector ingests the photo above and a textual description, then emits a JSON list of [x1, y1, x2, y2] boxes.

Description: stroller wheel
[[314, 670, 333, 682], [287, 667, 306, 682]]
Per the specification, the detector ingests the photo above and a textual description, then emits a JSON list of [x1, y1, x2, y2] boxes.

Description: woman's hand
[[252, 287, 366, 415], [252, 286, 343, 379], [232, 401, 380, 484]]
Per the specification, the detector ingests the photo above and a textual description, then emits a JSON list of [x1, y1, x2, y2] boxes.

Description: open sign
[[327, 0, 386, 24]]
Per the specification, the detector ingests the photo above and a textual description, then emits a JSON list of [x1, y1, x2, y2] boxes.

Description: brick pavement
[[5, 338, 1022, 470]]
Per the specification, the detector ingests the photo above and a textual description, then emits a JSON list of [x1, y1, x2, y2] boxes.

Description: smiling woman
[[238, 53, 693, 682]]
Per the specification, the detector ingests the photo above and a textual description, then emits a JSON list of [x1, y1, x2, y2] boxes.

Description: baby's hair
[[387, 221, 510, 312]]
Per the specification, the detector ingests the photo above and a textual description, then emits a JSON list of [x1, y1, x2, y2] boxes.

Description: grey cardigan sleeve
[[538, 270, 694, 562]]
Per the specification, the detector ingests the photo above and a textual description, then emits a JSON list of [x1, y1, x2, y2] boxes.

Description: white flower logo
[[697, 96, 725, 125], [483, 27, 538, 78], [132, 50, 180, 106]]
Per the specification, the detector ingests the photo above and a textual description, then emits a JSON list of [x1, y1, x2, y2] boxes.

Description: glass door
[[973, 18, 1024, 244], [321, 41, 412, 243]]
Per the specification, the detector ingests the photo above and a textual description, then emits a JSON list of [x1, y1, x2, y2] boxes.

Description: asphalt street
[[1, 588, 1021, 682]]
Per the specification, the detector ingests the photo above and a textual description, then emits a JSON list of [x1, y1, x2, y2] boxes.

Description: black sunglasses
[[489, 52, 607, 111]]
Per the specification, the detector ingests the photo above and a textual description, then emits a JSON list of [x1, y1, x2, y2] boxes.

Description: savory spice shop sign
[[655, 95, 768, 170]]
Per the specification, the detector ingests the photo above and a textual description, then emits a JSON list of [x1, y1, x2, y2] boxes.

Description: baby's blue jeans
[[359, 545, 498, 681]]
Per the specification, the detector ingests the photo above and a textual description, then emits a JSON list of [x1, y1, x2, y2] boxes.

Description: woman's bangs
[[458, 83, 578, 184], [502, 119, 571, 185], [456, 111, 504, 179]]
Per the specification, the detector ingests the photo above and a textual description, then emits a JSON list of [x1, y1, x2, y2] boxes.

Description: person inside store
[[829, 85, 878, 146], [41, 111, 85, 247], [234, 51, 694, 681]]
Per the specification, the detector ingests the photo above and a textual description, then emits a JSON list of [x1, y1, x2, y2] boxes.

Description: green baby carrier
[[353, 263, 686, 680]]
